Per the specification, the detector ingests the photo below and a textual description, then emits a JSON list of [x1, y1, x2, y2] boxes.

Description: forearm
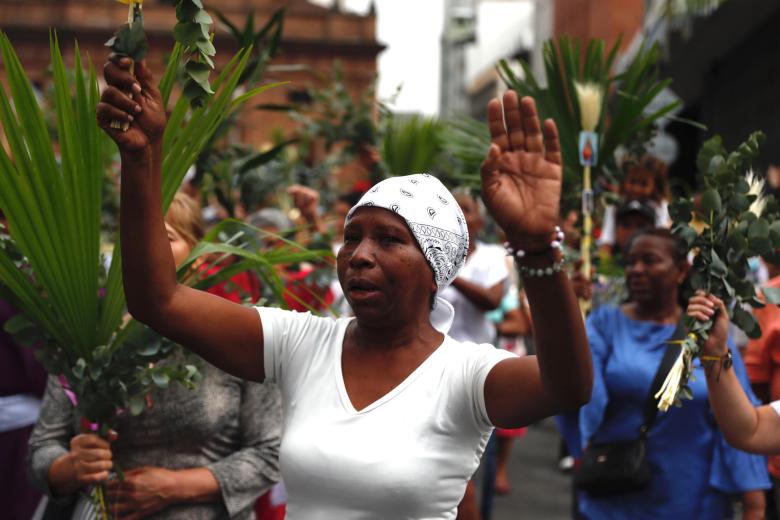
[[167, 467, 221, 504], [451, 278, 502, 311], [119, 142, 178, 321], [706, 360, 763, 450], [520, 253, 592, 408], [742, 490, 766, 520]]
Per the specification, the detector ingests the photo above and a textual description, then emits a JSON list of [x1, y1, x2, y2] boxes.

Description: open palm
[[480, 91, 562, 245]]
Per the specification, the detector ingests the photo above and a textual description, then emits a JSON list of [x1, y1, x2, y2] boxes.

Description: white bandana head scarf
[[346, 174, 469, 334]]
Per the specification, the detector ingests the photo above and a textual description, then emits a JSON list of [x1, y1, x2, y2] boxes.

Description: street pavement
[[487, 418, 573, 520]]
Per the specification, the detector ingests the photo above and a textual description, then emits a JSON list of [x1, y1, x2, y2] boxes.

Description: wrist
[[49, 452, 78, 496], [159, 468, 181, 504], [120, 147, 152, 167], [506, 233, 555, 254], [515, 248, 562, 268], [702, 339, 729, 357]]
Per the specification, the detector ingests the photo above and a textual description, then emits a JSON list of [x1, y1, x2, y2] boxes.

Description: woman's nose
[[348, 239, 376, 268]]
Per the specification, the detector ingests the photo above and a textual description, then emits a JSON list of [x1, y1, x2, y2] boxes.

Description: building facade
[[0, 0, 383, 146]]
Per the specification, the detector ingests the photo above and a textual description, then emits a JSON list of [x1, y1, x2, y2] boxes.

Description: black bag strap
[[640, 318, 686, 437]]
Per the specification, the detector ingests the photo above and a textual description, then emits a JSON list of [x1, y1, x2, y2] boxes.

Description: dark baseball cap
[[616, 200, 655, 223]]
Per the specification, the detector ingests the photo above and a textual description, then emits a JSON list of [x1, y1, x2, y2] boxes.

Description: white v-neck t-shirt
[[258, 307, 515, 520]]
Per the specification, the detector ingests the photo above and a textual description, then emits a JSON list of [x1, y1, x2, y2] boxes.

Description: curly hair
[[621, 154, 671, 202]]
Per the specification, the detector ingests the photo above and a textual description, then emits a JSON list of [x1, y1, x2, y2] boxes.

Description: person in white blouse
[[96, 55, 592, 519]]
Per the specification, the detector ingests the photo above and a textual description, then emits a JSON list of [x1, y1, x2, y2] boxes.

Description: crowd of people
[[5, 48, 780, 520]]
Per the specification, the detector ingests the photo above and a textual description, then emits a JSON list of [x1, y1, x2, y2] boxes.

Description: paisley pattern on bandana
[[347, 174, 469, 291]]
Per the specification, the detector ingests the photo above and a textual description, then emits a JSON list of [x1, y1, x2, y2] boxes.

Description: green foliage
[[287, 63, 385, 187], [105, 3, 148, 62], [437, 116, 491, 191], [668, 132, 774, 406], [211, 6, 284, 86], [190, 8, 290, 216], [175, 0, 217, 107], [498, 37, 686, 207], [381, 114, 443, 177], [0, 32, 285, 429]]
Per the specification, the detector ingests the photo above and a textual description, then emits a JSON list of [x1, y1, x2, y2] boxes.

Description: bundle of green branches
[[656, 131, 780, 410]]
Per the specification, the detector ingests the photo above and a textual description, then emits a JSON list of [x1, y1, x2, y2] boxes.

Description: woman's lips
[[628, 279, 650, 292], [346, 279, 382, 302]]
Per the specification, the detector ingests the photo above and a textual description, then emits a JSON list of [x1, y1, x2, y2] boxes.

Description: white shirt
[[259, 307, 515, 520], [439, 242, 509, 344], [597, 200, 671, 247]]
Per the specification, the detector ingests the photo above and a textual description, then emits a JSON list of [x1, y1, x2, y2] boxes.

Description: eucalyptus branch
[[656, 131, 780, 410], [174, 0, 216, 107]]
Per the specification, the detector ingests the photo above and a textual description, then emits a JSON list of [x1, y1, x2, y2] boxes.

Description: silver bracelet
[[503, 226, 565, 259]]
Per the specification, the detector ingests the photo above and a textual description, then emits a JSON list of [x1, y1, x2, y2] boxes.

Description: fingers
[[102, 86, 143, 117], [96, 104, 130, 135], [487, 98, 510, 152], [104, 58, 141, 97], [77, 470, 111, 485], [687, 292, 720, 322], [502, 90, 525, 151], [520, 96, 543, 153], [71, 433, 111, 450], [78, 448, 113, 463], [542, 119, 562, 165]]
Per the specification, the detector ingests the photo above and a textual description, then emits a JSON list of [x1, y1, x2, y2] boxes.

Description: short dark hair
[[624, 227, 687, 264]]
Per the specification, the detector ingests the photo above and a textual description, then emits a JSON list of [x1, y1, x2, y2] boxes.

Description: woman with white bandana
[[97, 55, 592, 519]]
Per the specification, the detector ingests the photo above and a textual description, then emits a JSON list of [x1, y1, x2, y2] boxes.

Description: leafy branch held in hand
[[656, 131, 780, 410]]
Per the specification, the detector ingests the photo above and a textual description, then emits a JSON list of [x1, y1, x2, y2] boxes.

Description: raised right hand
[[97, 57, 166, 153], [67, 431, 116, 486]]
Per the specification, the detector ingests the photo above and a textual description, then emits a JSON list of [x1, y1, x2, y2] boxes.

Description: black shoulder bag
[[573, 322, 685, 497]]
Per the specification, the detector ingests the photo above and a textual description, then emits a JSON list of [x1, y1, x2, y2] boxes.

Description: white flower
[[747, 170, 767, 218], [655, 348, 690, 412], [574, 82, 604, 132]]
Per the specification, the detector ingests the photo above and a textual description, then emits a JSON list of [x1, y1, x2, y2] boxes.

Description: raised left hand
[[480, 91, 562, 248], [105, 466, 177, 519]]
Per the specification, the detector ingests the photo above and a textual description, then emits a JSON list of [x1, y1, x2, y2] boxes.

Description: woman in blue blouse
[[564, 228, 769, 519]]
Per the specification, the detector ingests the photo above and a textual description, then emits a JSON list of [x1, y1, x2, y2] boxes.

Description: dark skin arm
[[450, 278, 504, 311], [97, 57, 264, 382], [480, 92, 592, 428]]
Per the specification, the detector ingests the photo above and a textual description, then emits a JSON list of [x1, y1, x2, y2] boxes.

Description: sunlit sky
[[309, 0, 445, 115]]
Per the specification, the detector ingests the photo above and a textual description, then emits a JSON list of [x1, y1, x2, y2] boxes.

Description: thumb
[[480, 143, 501, 186]]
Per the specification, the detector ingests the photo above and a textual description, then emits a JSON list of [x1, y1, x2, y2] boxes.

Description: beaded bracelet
[[504, 227, 566, 278], [517, 257, 566, 278], [503, 226, 565, 259]]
